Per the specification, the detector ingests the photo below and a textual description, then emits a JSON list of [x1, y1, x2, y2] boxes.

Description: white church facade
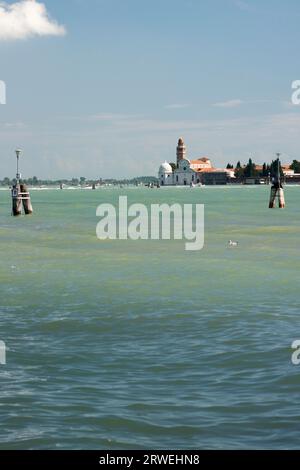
[[158, 138, 233, 186]]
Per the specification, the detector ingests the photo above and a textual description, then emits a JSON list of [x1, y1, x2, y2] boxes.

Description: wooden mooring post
[[269, 154, 285, 209], [11, 149, 33, 216], [11, 183, 22, 216]]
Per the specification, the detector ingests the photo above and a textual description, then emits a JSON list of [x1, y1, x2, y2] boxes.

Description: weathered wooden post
[[11, 149, 33, 216], [269, 155, 285, 209], [11, 183, 22, 216], [20, 183, 33, 215]]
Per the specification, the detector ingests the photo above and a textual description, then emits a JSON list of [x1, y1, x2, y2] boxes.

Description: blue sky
[[0, 0, 300, 179]]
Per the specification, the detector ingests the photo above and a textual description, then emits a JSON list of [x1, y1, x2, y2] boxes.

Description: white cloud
[[212, 99, 244, 108], [0, 0, 66, 41]]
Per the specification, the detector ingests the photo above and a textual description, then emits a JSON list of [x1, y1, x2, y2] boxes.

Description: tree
[[290, 160, 300, 173], [226, 163, 234, 169], [80, 177, 86, 185], [234, 161, 244, 178], [2, 177, 10, 186], [244, 158, 257, 178]]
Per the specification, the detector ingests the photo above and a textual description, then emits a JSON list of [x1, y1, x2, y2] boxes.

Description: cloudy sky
[[0, 0, 300, 179]]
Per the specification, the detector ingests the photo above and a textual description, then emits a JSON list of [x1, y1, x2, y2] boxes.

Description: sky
[[0, 0, 300, 179]]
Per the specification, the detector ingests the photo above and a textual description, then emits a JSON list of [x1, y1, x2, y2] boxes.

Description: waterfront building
[[159, 138, 231, 186]]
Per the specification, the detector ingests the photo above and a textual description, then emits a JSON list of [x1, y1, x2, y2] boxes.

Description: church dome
[[159, 162, 173, 174]]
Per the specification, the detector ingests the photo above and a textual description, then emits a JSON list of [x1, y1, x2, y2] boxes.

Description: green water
[[0, 186, 300, 449]]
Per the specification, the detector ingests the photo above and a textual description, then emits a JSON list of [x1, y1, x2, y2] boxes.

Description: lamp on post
[[15, 148, 22, 183]]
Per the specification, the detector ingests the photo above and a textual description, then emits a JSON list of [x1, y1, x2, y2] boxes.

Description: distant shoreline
[[1, 183, 300, 191]]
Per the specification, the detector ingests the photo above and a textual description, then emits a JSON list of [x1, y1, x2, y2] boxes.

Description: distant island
[[0, 176, 159, 188], [158, 138, 300, 186]]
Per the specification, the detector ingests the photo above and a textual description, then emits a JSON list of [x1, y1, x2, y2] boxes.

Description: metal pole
[[12, 149, 22, 216], [16, 149, 21, 184]]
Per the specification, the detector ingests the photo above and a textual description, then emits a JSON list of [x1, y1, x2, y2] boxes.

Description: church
[[159, 138, 232, 186]]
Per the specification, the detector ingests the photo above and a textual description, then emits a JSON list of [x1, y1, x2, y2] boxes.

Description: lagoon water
[[0, 186, 300, 449]]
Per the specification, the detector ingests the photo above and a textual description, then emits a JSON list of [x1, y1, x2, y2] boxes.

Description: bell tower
[[176, 137, 186, 165]]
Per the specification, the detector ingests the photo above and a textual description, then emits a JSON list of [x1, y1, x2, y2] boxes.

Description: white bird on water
[[228, 240, 238, 247]]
